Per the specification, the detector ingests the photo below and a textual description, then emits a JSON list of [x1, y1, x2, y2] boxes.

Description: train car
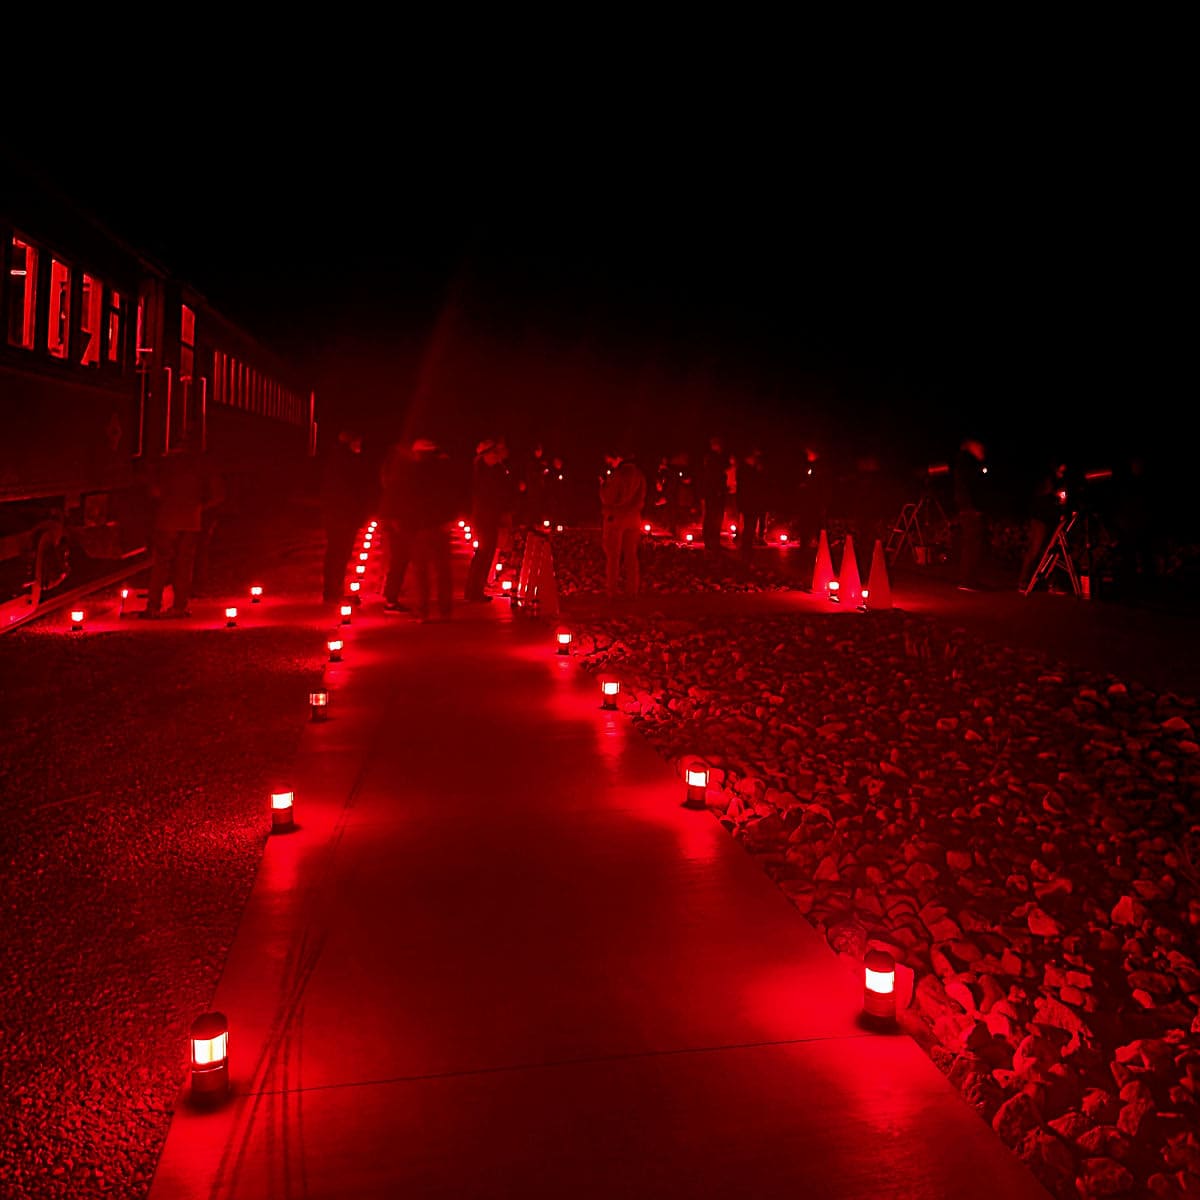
[[0, 160, 315, 627]]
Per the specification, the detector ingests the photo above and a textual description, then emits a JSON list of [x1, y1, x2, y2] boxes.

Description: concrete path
[[150, 548, 1048, 1199]]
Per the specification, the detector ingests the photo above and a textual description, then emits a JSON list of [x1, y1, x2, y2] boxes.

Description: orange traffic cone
[[866, 538, 893, 610], [811, 529, 836, 595], [838, 535, 862, 605]]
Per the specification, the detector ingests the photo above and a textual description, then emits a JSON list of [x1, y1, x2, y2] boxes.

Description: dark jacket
[[321, 442, 372, 527], [738, 461, 768, 513], [151, 449, 223, 533], [700, 450, 728, 503], [472, 457, 516, 524], [408, 453, 457, 531]]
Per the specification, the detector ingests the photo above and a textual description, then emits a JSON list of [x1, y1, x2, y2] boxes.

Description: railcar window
[[81, 274, 103, 365], [8, 237, 39, 349], [48, 258, 71, 359], [106, 290, 125, 365]]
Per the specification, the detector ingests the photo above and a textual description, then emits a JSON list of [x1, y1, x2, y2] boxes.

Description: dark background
[[3, 68, 1188, 526]]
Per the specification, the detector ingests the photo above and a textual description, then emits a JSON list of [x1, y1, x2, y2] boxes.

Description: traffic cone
[[838, 535, 862, 605], [811, 529, 836, 595], [866, 539, 893, 610]]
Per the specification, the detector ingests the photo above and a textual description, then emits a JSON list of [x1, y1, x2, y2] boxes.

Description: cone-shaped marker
[[838, 535, 862, 605], [811, 529, 836, 595], [866, 539, 893, 610]]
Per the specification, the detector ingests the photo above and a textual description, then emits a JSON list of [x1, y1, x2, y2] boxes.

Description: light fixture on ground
[[457, 519, 465, 528], [684, 761, 710, 809], [556, 524, 564, 533], [643, 522, 651, 534], [70, 609, 84, 632], [348, 580, 361, 597], [543, 519, 551, 529], [601, 680, 620, 710], [858, 588, 870, 612], [778, 533, 789, 544], [358, 552, 368, 562], [309, 690, 329, 721], [501, 579, 513, 595], [355, 563, 366, 576], [556, 630, 572, 655], [225, 607, 238, 628], [863, 948, 897, 1026], [340, 604, 352, 625], [685, 533, 694, 543], [271, 790, 295, 831], [190, 1012, 229, 1101], [250, 585, 263, 603], [828, 580, 840, 603], [327, 638, 343, 662], [119, 588, 130, 615]]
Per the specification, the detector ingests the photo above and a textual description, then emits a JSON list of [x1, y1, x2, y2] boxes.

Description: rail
[[1, 551, 150, 635]]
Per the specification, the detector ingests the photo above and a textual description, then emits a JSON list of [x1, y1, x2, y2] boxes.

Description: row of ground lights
[[189, 517, 379, 1103], [70, 580, 267, 633], [189, 527, 898, 1099]]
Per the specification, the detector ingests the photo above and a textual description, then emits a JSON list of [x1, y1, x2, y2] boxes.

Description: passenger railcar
[[0, 161, 315, 625]]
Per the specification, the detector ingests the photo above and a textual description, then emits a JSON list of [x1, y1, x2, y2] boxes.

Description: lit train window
[[106, 290, 124, 365], [81, 274, 103, 365], [7, 237, 38, 349], [48, 259, 72, 359]]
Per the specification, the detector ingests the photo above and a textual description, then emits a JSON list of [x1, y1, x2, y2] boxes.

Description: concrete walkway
[[150, 549, 1048, 1199]]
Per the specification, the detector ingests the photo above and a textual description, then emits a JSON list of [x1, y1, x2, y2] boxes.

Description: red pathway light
[[685, 533, 694, 543], [457, 519, 465, 528], [225, 607, 238, 628], [358, 552, 369, 562], [684, 761, 710, 809], [556, 630, 572, 655], [327, 638, 343, 662], [70, 609, 85, 631], [501, 579, 513, 594], [863, 948, 897, 1025], [601, 679, 620, 710], [119, 588, 130, 615], [340, 604, 353, 625], [309, 690, 329, 721], [543, 519, 551, 529], [271, 790, 295, 831], [190, 1011, 229, 1101], [250, 585, 263, 603], [355, 564, 366, 576], [556, 524, 564, 533], [348, 580, 361, 595], [643, 522, 651, 534], [778, 532, 789, 544], [828, 580, 840, 603]]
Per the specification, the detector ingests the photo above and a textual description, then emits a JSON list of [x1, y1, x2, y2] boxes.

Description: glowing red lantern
[[729, 523, 737, 534], [349, 580, 361, 595], [457, 519, 465, 529], [225, 607, 238, 628], [556, 524, 564, 533], [863, 949, 897, 1025], [778, 533, 789, 544], [69, 609, 85, 631], [684, 761, 710, 809], [271, 790, 295, 831], [340, 604, 353, 625], [828, 580, 840, 603], [601, 680, 620, 710], [685, 533, 694, 543], [501, 579, 513, 595], [119, 588, 130, 615], [472, 539, 479, 549], [189, 1011, 229, 1100], [369, 520, 378, 529], [355, 563, 366, 575], [250, 585, 263, 603], [643, 522, 651, 534], [495, 562, 504, 575], [309, 690, 329, 721], [327, 638, 343, 663], [543, 519, 551, 529], [556, 630, 572, 655], [859, 587, 870, 611], [358, 552, 368, 562]]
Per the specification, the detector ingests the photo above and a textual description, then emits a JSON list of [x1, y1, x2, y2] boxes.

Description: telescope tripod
[[1021, 510, 1093, 598], [886, 492, 949, 565]]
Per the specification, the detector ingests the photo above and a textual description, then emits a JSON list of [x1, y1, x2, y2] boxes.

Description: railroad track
[[1, 553, 151, 635]]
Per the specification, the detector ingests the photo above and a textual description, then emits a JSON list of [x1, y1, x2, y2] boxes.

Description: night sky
[[3, 82, 1186, 514]]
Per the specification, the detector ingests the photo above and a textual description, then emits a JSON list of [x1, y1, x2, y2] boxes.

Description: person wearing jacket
[[599, 447, 647, 599]]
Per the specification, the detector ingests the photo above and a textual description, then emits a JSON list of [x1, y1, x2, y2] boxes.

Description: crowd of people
[[312, 424, 1176, 616]]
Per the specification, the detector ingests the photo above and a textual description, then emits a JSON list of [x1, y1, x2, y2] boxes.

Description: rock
[[1028, 907, 1063, 937], [993, 1091, 1042, 1143], [1111, 896, 1150, 927], [1075, 1156, 1135, 1197]]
